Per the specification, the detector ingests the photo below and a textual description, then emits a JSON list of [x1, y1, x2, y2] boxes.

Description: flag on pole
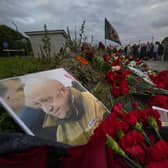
[[105, 18, 121, 45]]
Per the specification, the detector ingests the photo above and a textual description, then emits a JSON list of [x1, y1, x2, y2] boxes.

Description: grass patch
[[0, 56, 58, 79]]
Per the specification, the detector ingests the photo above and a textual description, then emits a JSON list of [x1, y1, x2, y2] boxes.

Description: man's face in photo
[[29, 80, 71, 119], [1, 79, 24, 113]]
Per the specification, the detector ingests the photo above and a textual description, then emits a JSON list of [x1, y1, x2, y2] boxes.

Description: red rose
[[146, 140, 168, 163]]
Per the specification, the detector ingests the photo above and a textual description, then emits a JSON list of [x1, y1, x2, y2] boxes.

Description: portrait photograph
[[0, 68, 109, 145]]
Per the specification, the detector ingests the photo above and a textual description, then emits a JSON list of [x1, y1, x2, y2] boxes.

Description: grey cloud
[[0, 0, 168, 44]]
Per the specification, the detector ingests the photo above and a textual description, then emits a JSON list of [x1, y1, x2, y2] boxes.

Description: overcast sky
[[0, 0, 168, 45]]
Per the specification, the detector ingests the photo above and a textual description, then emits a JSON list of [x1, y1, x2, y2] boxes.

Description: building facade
[[25, 30, 67, 57]]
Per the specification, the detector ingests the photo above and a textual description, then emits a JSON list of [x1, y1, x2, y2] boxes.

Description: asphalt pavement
[[144, 60, 168, 71]]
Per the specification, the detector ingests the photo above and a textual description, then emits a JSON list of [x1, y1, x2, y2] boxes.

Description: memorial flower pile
[[64, 44, 168, 168], [63, 103, 168, 168], [91, 103, 168, 168]]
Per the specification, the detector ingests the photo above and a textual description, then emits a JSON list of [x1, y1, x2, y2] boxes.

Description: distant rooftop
[[25, 29, 67, 38]]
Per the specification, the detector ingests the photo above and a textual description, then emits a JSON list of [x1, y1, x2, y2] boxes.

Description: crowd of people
[[124, 41, 168, 61]]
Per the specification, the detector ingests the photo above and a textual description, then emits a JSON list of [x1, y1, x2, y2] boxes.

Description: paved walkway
[[144, 60, 168, 71]]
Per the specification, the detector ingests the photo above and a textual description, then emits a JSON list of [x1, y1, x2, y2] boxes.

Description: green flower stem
[[148, 117, 162, 139], [106, 134, 125, 157], [135, 122, 152, 145], [106, 134, 143, 168], [142, 131, 152, 145], [152, 88, 168, 96], [156, 128, 161, 139]]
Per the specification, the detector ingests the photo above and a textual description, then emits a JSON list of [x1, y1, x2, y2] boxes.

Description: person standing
[[153, 42, 159, 61], [158, 42, 164, 61], [146, 42, 151, 60]]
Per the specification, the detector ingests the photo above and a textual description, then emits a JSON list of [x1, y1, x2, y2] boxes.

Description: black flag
[[105, 18, 121, 45]]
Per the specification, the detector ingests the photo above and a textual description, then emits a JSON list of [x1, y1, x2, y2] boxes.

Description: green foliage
[[93, 81, 115, 109], [0, 56, 58, 79], [0, 25, 23, 44], [92, 55, 111, 72], [162, 37, 168, 46], [0, 25, 32, 56]]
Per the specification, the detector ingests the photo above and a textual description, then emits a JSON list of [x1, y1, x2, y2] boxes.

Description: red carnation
[[103, 54, 111, 63], [146, 140, 168, 163], [105, 71, 118, 83], [145, 160, 168, 168], [111, 103, 123, 113], [111, 58, 120, 66], [120, 70, 132, 79], [132, 101, 139, 109], [119, 130, 144, 150], [148, 95, 168, 109], [120, 80, 129, 95], [139, 107, 161, 126], [124, 112, 138, 126], [126, 145, 145, 162], [119, 130, 145, 162], [150, 70, 168, 90], [111, 83, 121, 97]]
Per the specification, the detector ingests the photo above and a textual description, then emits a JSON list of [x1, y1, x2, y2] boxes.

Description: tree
[[40, 24, 51, 59], [0, 25, 32, 55], [162, 37, 168, 46]]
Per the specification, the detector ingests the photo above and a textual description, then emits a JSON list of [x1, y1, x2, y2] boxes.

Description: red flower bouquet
[[150, 70, 168, 90]]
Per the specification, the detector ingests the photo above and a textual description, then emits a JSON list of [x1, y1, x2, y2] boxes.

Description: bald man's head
[[24, 78, 71, 119]]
